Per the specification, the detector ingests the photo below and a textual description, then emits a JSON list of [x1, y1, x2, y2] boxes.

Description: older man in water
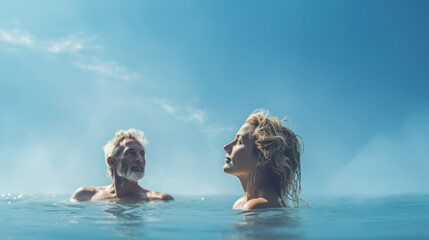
[[71, 128, 173, 202]]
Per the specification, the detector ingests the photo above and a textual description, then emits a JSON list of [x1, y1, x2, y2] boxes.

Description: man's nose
[[135, 153, 144, 163]]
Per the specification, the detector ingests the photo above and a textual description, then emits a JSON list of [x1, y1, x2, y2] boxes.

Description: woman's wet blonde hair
[[246, 110, 303, 207]]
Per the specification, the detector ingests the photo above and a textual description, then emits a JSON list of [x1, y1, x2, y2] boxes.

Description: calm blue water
[[1, 193, 428, 239]]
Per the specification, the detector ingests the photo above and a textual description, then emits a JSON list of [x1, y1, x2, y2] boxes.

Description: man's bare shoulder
[[146, 190, 174, 201], [70, 186, 105, 202]]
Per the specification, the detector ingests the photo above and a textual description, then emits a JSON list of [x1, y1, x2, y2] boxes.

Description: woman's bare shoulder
[[233, 196, 247, 209], [242, 198, 276, 210]]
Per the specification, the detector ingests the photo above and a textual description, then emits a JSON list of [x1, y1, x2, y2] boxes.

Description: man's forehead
[[123, 139, 144, 149]]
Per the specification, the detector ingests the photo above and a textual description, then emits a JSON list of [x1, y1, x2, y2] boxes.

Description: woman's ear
[[258, 158, 270, 166]]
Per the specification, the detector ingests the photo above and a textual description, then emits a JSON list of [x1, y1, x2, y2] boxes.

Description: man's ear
[[107, 157, 115, 168]]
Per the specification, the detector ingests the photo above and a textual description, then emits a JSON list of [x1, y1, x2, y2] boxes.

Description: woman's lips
[[225, 157, 231, 164]]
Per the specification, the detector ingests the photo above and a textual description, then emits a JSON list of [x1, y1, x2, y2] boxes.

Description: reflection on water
[[102, 202, 155, 238], [225, 208, 303, 240]]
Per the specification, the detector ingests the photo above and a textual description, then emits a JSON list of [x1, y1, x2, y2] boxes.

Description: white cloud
[[152, 98, 234, 135], [153, 98, 176, 114], [0, 28, 95, 55], [187, 109, 205, 124], [0, 27, 139, 82], [46, 36, 95, 53], [0, 29, 34, 45], [74, 58, 139, 81], [153, 98, 207, 125]]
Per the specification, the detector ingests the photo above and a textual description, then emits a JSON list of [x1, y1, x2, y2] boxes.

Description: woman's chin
[[223, 164, 233, 173]]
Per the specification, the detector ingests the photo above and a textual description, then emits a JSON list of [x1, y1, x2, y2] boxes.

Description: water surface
[[1, 194, 428, 239]]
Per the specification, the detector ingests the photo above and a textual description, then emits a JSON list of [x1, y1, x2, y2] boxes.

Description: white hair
[[103, 128, 148, 178]]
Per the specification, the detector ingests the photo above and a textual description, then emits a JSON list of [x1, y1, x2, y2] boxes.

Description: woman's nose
[[224, 142, 232, 153]]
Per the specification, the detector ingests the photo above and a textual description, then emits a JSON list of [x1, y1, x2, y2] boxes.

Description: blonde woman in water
[[223, 110, 303, 210]]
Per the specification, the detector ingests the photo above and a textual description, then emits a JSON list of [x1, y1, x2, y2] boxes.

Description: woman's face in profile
[[223, 123, 259, 177]]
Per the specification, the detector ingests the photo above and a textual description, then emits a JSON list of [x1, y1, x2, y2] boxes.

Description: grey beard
[[117, 163, 144, 182]]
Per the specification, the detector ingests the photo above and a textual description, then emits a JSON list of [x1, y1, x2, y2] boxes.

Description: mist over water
[[327, 112, 429, 195], [2, 111, 429, 197]]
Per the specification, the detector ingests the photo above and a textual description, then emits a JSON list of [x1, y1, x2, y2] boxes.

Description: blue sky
[[1, 0, 428, 196]]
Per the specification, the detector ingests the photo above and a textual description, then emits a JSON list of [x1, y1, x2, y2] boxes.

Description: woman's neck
[[239, 168, 280, 202]]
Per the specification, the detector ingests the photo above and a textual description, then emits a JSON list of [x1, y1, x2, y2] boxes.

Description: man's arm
[[70, 187, 97, 202], [148, 191, 174, 201], [159, 193, 174, 200]]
